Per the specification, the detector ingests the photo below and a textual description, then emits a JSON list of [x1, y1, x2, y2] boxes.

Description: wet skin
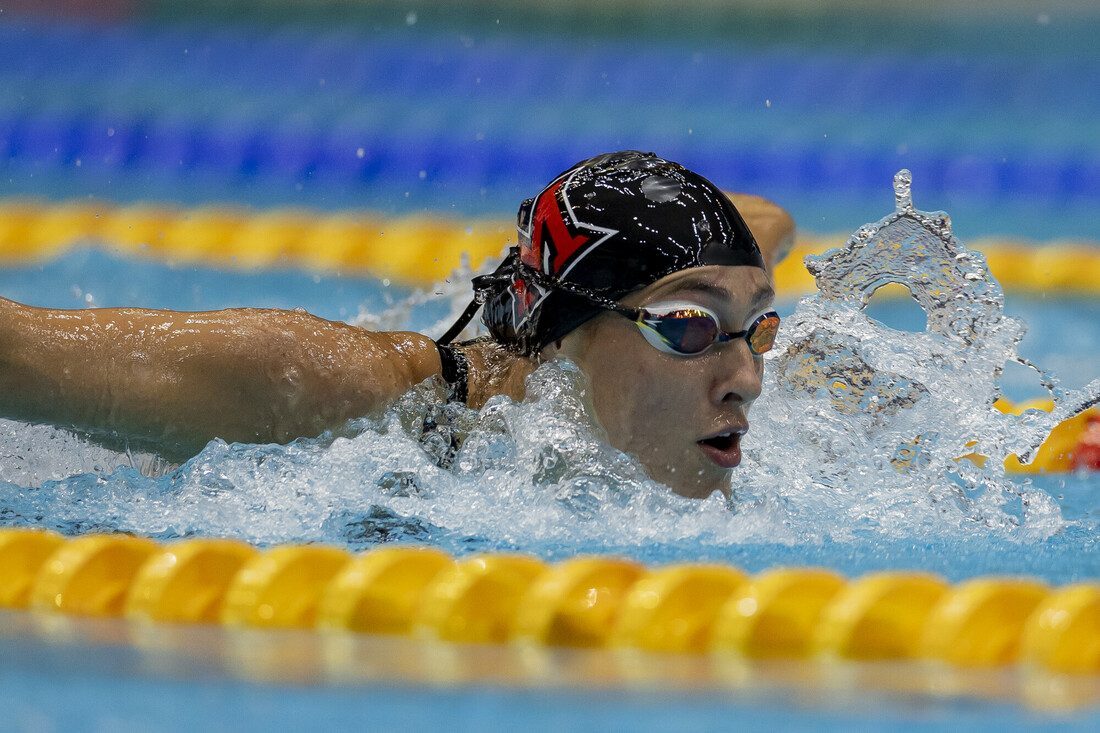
[[549, 265, 774, 499]]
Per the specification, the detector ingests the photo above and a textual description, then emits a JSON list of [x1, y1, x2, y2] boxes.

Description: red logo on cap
[[525, 179, 590, 275]]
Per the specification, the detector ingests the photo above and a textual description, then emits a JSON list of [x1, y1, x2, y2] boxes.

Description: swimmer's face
[[554, 265, 774, 499]]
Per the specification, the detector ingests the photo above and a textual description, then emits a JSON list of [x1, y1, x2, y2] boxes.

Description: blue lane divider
[[3, 17, 1100, 211], [3, 20, 1099, 125], [4, 108, 1100, 203], [2, 33, 1097, 166]]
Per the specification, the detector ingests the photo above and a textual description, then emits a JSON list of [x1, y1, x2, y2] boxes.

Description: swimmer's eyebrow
[[747, 284, 776, 312], [665, 281, 775, 311]]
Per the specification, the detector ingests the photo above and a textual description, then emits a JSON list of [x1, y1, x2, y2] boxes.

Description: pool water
[[0, 218, 1097, 731], [3, 654, 1088, 733], [2, 3, 1099, 730]]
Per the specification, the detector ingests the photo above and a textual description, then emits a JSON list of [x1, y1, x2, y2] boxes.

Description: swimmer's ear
[[535, 339, 563, 361]]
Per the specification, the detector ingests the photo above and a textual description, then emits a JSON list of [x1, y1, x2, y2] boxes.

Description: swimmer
[[0, 151, 794, 499]]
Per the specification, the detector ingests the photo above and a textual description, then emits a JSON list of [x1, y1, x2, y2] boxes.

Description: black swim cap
[[440, 151, 765, 355]]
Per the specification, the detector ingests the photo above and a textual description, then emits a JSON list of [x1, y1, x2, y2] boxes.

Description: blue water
[[2, 610, 1098, 732], [0, 240, 1096, 730], [2, 6, 1099, 731], [2, 672, 1092, 733]]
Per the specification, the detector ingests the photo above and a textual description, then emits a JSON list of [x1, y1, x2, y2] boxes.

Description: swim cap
[[441, 151, 765, 355]]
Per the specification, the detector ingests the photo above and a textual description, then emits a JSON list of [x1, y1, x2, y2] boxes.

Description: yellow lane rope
[[0, 199, 1097, 294], [1, 529, 1097, 676]]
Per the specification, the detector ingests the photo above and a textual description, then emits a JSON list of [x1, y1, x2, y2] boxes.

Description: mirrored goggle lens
[[747, 312, 781, 354], [641, 310, 720, 354]]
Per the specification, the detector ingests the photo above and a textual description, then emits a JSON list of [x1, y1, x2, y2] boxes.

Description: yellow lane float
[[413, 554, 548, 644], [28, 533, 159, 616], [610, 563, 747, 653], [512, 555, 645, 648], [1020, 584, 1100, 674], [125, 538, 260, 624], [920, 577, 1050, 667], [1, 199, 1098, 294], [1, 527, 1098, 677], [221, 545, 352, 629], [316, 545, 454, 634], [812, 572, 950, 660], [0, 528, 66, 608], [710, 567, 847, 659]]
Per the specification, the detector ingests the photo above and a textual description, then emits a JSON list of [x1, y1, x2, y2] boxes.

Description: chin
[[653, 464, 732, 500], [671, 481, 730, 500]]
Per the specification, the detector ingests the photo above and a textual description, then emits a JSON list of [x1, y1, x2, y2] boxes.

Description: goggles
[[526, 263, 781, 357], [618, 301, 780, 356]]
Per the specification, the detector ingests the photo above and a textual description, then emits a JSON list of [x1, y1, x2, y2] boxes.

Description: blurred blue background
[[1, 0, 1098, 242]]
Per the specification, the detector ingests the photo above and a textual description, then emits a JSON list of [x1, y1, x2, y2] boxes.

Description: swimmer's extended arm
[[0, 299, 442, 461]]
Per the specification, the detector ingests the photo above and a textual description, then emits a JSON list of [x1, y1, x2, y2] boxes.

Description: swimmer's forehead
[[636, 266, 774, 312]]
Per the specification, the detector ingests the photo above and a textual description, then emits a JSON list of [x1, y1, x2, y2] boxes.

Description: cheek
[[751, 355, 765, 396], [586, 349, 646, 432], [587, 349, 701, 447]]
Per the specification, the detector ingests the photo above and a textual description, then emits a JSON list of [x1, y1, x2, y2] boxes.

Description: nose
[[709, 339, 763, 406]]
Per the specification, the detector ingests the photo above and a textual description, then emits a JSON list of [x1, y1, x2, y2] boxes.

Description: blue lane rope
[[2, 109, 1098, 204], [2, 19, 1100, 205]]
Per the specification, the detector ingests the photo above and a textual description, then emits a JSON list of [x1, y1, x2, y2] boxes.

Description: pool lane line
[[0, 199, 1097, 295], [1, 529, 1098, 686]]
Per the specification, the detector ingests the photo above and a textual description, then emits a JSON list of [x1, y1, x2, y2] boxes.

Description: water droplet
[[893, 169, 913, 210], [640, 175, 681, 203]]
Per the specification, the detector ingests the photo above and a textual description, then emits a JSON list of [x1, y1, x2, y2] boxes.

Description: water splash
[[732, 170, 1097, 540], [810, 170, 1094, 465], [0, 172, 1095, 559]]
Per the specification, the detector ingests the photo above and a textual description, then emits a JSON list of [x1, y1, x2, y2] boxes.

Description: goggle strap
[[515, 261, 639, 319], [437, 296, 484, 346]]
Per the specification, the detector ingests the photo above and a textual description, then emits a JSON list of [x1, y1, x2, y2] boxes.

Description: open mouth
[[700, 433, 737, 451], [696, 431, 743, 469]]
